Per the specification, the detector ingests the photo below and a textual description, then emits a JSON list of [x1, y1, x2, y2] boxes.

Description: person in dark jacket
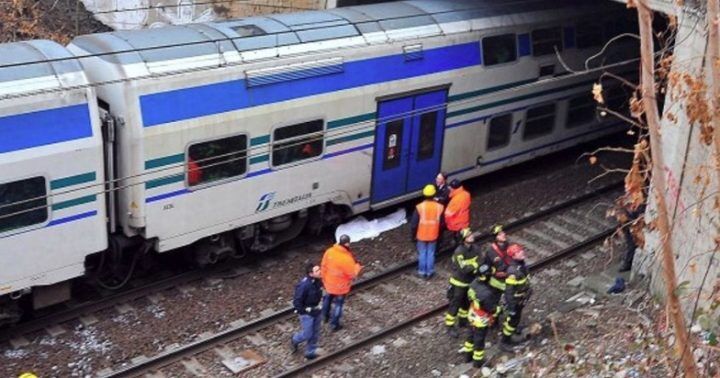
[[291, 263, 323, 360], [500, 244, 531, 351], [434, 172, 451, 206]]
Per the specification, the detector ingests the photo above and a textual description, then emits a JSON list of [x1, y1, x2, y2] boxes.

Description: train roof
[[69, 0, 622, 67], [0, 40, 86, 92]]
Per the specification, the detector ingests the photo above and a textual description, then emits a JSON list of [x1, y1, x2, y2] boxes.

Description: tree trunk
[[636, 2, 697, 376]]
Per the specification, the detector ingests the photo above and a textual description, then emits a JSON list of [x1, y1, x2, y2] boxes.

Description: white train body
[[0, 0, 636, 314], [0, 41, 107, 309]]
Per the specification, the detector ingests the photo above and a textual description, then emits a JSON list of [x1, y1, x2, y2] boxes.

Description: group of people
[[290, 172, 531, 368], [410, 172, 471, 278], [290, 234, 362, 360], [410, 172, 533, 367], [448, 225, 532, 367]]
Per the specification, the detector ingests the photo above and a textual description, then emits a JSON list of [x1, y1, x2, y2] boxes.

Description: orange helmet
[[507, 243, 526, 260]]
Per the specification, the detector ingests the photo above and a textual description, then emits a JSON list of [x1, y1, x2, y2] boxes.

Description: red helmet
[[507, 244, 526, 260]]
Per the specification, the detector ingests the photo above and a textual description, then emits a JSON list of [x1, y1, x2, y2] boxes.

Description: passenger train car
[[0, 0, 637, 322]]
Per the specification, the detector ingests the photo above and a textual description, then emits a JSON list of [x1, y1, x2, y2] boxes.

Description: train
[[0, 0, 638, 324]]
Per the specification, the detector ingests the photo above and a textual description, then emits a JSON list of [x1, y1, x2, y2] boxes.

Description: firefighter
[[410, 185, 444, 279], [500, 243, 531, 351], [444, 228, 481, 337], [444, 179, 471, 245], [460, 264, 501, 368], [487, 224, 512, 294]]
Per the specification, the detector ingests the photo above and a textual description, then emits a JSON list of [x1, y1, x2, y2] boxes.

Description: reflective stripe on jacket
[[416, 200, 444, 241], [320, 244, 362, 295], [444, 186, 471, 231]]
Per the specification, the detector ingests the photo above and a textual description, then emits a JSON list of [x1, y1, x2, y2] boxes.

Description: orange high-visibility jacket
[[416, 200, 444, 241], [445, 186, 471, 231], [321, 244, 362, 295]]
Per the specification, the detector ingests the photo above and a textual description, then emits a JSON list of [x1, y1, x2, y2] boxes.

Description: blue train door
[[371, 89, 447, 204]]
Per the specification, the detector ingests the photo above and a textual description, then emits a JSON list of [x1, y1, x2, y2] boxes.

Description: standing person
[[434, 172, 451, 206], [320, 234, 362, 332], [615, 197, 646, 272], [486, 224, 512, 293], [500, 243, 531, 351], [410, 185, 444, 279], [444, 228, 481, 337], [291, 263, 323, 360], [460, 264, 502, 368], [444, 179, 471, 245]]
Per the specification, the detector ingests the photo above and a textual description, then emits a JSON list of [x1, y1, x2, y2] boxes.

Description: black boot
[[473, 358, 486, 368], [500, 335, 516, 352], [458, 317, 469, 328], [463, 351, 473, 363], [446, 325, 459, 338]]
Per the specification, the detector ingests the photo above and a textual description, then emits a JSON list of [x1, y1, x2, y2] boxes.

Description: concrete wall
[[82, 0, 325, 30], [637, 6, 720, 334]]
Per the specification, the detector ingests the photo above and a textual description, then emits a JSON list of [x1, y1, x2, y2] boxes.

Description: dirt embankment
[[1, 0, 110, 44]]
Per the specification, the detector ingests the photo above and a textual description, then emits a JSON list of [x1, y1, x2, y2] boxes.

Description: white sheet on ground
[[335, 208, 407, 243]]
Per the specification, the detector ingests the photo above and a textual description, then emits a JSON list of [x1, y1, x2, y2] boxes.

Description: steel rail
[[275, 227, 616, 377], [0, 268, 216, 341], [103, 181, 622, 378]]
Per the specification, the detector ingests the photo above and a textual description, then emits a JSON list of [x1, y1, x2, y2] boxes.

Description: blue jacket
[[293, 276, 323, 315]]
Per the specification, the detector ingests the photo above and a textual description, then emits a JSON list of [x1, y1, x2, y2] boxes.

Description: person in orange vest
[[320, 234, 362, 331], [444, 179, 471, 245], [410, 185, 445, 279]]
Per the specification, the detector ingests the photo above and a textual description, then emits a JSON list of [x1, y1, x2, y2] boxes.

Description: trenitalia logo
[[255, 192, 275, 213]]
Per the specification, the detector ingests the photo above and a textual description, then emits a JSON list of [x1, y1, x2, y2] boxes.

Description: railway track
[[0, 235, 322, 344], [100, 182, 623, 378]]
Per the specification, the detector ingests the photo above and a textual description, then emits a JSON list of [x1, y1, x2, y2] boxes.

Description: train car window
[[272, 119, 324, 167], [523, 103, 556, 139], [531, 27, 563, 56], [417, 111, 437, 161], [567, 94, 597, 128], [487, 114, 512, 150], [0, 176, 48, 233], [383, 120, 404, 170], [187, 135, 248, 186], [576, 23, 603, 49], [482, 34, 517, 66]]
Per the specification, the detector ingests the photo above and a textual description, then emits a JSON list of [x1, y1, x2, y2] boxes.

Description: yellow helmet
[[491, 224, 504, 235], [18, 373, 38, 378], [460, 228, 473, 239], [422, 184, 436, 198]]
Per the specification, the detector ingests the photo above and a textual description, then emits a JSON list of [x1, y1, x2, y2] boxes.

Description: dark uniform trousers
[[461, 279, 500, 366], [502, 263, 530, 341], [444, 243, 480, 327]]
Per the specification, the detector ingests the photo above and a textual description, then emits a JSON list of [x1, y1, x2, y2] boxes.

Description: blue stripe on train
[[140, 42, 482, 127], [0, 104, 93, 153]]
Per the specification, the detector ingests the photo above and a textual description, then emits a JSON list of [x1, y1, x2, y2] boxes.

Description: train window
[[272, 119, 324, 167], [187, 135, 248, 186], [383, 120, 404, 170], [0, 176, 48, 233], [487, 114, 512, 150], [576, 23, 603, 49], [482, 34, 517, 66], [417, 111, 437, 161], [567, 94, 597, 128], [523, 103, 556, 139], [531, 27, 563, 56]]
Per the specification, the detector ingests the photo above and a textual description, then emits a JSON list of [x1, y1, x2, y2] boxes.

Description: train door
[[371, 89, 447, 204]]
